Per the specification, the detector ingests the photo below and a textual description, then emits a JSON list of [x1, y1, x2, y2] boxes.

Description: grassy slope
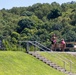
[[38, 52, 76, 73], [0, 51, 66, 75]]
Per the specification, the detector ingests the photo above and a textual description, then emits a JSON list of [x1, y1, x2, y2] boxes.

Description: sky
[[0, 0, 76, 10]]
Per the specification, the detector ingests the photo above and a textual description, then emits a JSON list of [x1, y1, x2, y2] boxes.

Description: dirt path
[[66, 52, 76, 55]]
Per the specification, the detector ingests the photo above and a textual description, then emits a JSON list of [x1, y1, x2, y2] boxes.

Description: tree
[[63, 30, 76, 41], [47, 9, 62, 19], [70, 13, 76, 26], [17, 18, 35, 33], [52, 23, 62, 31], [11, 32, 20, 40], [20, 11, 34, 16]]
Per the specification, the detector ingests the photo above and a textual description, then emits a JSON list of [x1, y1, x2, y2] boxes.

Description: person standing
[[60, 39, 66, 51], [51, 34, 57, 51]]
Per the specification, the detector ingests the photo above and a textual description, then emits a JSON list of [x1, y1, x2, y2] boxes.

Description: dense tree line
[[0, 1, 76, 49]]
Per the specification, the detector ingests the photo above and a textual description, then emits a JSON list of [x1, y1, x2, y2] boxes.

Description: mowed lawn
[[0, 51, 66, 75]]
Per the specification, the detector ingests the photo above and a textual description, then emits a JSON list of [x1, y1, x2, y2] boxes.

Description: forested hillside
[[0, 1, 76, 49]]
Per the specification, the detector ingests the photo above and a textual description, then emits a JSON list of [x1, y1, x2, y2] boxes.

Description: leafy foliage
[[0, 1, 76, 49], [17, 18, 35, 33], [47, 9, 62, 19]]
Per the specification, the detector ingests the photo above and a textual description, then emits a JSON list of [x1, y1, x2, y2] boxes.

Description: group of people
[[51, 34, 66, 51]]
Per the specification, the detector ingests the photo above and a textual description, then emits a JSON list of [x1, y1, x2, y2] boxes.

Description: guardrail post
[[34, 41, 36, 52], [26, 41, 29, 53]]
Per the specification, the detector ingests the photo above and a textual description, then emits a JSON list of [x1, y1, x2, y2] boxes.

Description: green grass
[[0, 51, 66, 75], [38, 52, 76, 73]]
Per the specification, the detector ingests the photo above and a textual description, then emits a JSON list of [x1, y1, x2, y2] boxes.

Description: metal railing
[[19, 41, 51, 53], [49, 52, 76, 73]]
